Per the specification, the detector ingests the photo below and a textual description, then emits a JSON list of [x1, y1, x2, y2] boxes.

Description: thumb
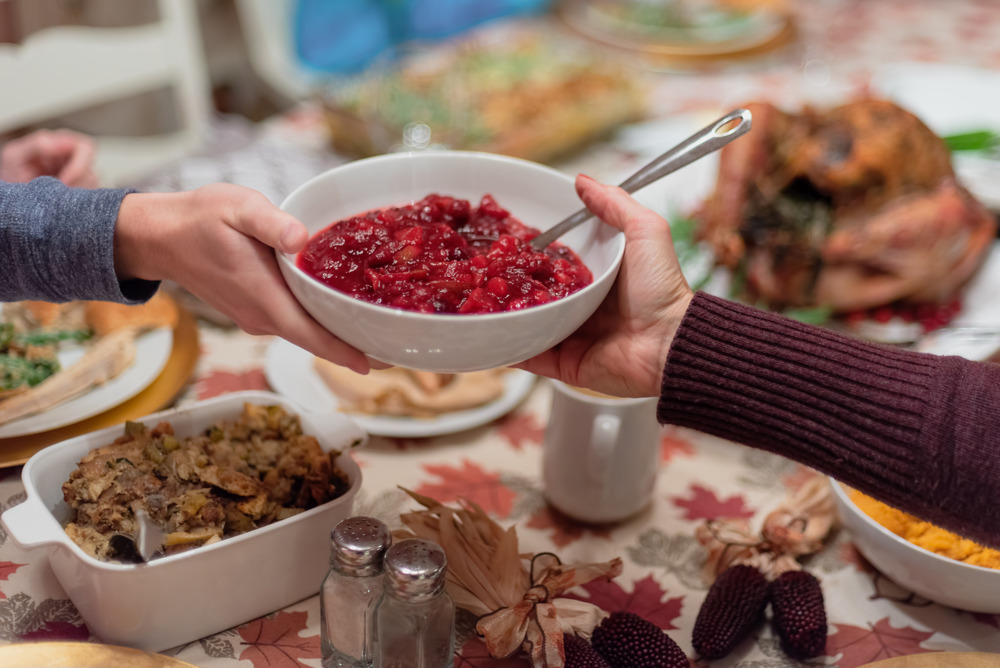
[[575, 174, 676, 247], [222, 186, 309, 253]]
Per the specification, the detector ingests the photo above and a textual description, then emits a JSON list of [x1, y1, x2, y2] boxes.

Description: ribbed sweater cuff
[[657, 292, 1000, 547]]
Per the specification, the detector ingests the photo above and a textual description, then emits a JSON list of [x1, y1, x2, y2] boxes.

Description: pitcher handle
[[587, 414, 619, 504]]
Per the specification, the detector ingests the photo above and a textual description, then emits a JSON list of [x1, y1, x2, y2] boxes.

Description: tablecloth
[[2, 1, 1000, 666]]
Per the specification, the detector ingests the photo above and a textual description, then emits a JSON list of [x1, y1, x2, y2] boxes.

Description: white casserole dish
[[1, 390, 366, 652]]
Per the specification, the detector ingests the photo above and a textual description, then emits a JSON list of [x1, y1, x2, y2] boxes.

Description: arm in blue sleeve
[[0, 177, 159, 303]]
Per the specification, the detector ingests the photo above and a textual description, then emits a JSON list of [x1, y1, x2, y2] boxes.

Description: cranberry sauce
[[297, 194, 593, 314]]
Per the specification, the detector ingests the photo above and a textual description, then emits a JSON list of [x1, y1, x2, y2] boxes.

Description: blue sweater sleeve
[[0, 177, 159, 303]]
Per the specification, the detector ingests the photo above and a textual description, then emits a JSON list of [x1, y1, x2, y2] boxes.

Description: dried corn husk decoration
[[398, 488, 623, 668], [696, 474, 836, 582]]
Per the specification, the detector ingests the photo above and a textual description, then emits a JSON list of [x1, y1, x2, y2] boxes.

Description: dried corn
[[591, 611, 688, 668], [691, 563, 769, 660], [770, 570, 827, 660]]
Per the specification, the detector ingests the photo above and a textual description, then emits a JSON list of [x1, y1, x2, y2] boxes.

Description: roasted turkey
[[696, 99, 997, 313]]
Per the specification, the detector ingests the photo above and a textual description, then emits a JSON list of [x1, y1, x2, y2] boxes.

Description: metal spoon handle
[[530, 108, 753, 250]]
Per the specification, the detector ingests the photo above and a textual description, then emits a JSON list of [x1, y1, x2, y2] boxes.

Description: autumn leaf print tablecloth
[[1, 325, 998, 667], [4, 0, 1000, 664]]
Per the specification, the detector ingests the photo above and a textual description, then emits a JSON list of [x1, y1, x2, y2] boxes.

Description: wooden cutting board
[[863, 653, 1000, 668]]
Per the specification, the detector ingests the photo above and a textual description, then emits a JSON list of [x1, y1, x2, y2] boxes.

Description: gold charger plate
[[863, 654, 1000, 668], [557, 1, 796, 66], [0, 307, 199, 468], [0, 641, 196, 667]]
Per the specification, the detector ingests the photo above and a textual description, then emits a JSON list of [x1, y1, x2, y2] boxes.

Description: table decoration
[[397, 488, 622, 667]]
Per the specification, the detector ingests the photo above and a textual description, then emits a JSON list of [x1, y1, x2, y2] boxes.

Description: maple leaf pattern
[[494, 412, 544, 450], [200, 633, 238, 659], [457, 636, 530, 666], [839, 542, 875, 573], [781, 465, 823, 492], [0, 561, 26, 600], [19, 620, 90, 642], [671, 484, 755, 521], [237, 610, 320, 667], [0, 594, 86, 641], [826, 619, 938, 667], [385, 436, 430, 451], [197, 368, 269, 400], [659, 427, 695, 463], [524, 505, 613, 549], [416, 459, 517, 518], [970, 611, 1000, 629], [565, 575, 685, 631]]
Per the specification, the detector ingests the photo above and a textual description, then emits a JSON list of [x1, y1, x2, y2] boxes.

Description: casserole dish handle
[[2, 497, 63, 550]]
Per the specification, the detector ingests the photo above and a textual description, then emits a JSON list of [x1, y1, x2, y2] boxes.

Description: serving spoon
[[529, 107, 753, 250], [109, 508, 165, 563]]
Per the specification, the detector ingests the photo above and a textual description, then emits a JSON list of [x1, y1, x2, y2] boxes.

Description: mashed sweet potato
[[849, 489, 1000, 569]]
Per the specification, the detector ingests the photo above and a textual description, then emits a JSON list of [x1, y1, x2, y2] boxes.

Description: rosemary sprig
[[943, 130, 999, 153]]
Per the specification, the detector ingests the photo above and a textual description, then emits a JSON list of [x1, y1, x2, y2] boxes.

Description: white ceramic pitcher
[[541, 381, 661, 523]]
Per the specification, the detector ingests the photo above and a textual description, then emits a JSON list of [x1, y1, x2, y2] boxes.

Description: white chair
[[234, 0, 318, 105], [0, 0, 214, 186]]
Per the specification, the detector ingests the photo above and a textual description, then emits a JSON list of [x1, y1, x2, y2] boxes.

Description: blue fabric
[[294, 0, 393, 75], [0, 178, 158, 304], [294, 0, 551, 74]]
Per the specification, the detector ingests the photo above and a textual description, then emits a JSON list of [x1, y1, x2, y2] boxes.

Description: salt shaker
[[373, 538, 455, 668], [321, 516, 392, 668]]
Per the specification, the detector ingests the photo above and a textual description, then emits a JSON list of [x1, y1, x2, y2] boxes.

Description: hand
[[515, 175, 694, 397], [113, 184, 374, 374], [0, 129, 98, 187]]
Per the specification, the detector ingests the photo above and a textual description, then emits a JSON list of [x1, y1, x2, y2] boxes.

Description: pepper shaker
[[321, 516, 392, 668], [373, 538, 455, 668]]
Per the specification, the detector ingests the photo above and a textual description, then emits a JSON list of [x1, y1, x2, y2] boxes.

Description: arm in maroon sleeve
[[657, 292, 1000, 549]]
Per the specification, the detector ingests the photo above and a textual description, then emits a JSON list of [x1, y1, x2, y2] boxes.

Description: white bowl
[[830, 479, 1000, 613], [277, 151, 625, 372], [1, 391, 366, 652]]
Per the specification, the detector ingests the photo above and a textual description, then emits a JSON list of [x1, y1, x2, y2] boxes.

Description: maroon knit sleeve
[[657, 292, 1000, 548]]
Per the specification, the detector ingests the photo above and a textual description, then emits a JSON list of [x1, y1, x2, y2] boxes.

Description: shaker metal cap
[[384, 538, 448, 599], [331, 516, 392, 575]]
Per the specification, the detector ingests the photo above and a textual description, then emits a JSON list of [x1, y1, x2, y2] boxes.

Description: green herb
[[124, 421, 148, 438], [107, 457, 136, 469], [0, 355, 60, 391], [669, 214, 714, 291], [15, 329, 92, 347], [729, 259, 748, 302], [943, 130, 999, 152], [0, 323, 14, 350], [782, 305, 833, 325]]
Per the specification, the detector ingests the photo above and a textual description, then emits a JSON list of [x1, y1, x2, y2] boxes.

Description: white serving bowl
[[277, 151, 625, 372], [1, 391, 366, 652], [830, 479, 1000, 613]]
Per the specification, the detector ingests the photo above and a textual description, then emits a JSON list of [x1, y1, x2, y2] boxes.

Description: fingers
[[220, 278, 373, 375], [54, 133, 98, 187], [1, 129, 98, 185], [575, 174, 674, 244], [219, 186, 310, 254]]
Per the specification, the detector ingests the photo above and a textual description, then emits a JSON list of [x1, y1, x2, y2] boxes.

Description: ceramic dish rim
[[275, 150, 626, 322], [830, 478, 1000, 577]]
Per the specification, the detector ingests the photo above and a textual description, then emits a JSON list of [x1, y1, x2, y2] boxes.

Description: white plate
[[909, 240, 1000, 360], [264, 338, 537, 437], [871, 62, 1000, 211], [0, 327, 174, 439]]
